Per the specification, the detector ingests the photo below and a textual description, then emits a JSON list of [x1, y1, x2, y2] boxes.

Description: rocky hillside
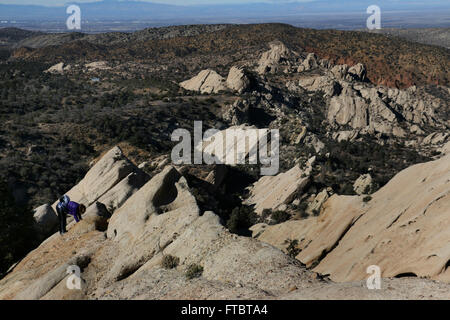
[[4, 24, 450, 88], [0, 24, 449, 299], [0, 145, 449, 300], [367, 28, 450, 49]]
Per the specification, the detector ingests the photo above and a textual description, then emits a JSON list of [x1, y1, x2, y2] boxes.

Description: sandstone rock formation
[[44, 62, 70, 74], [254, 153, 450, 283], [180, 69, 228, 94], [85, 61, 110, 71], [33, 204, 58, 237], [0, 162, 318, 300], [194, 124, 265, 166], [353, 174, 373, 195], [51, 146, 142, 211], [348, 63, 367, 81], [226, 66, 251, 93], [245, 158, 315, 214], [297, 53, 318, 72], [257, 41, 292, 74]]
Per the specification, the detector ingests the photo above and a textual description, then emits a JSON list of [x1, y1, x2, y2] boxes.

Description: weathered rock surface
[[180, 69, 228, 94], [257, 41, 293, 74], [0, 164, 318, 300], [44, 62, 68, 74], [85, 61, 110, 70], [347, 63, 367, 81], [33, 204, 58, 236], [353, 174, 373, 195], [52, 146, 139, 211], [254, 153, 450, 283], [297, 53, 318, 72], [226, 66, 251, 93], [245, 158, 315, 214]]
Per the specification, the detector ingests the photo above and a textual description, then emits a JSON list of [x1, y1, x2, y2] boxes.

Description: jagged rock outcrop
[[297, 53, 318, 72], [330, 64, 349, 80], [245, 157, 315, 214], [348, 63, 367, 81], [422, 132, 449, 146], [353, 174, 373, 195], [44, 62, 70, 74], [180, 69, 228, 94], [226, 66, 251, 93], [257, 41, 293, 74], [298, 76, 341, 97], [222, 99, 250, 125], [0, 163, 318, 300], [51, 146, 141, 211], [254, 153, 450, 283], [328, 83, 400, 136]]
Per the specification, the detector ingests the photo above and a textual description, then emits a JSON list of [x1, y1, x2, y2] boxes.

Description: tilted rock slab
[[180, 69, 228, 94], [245, 159, 314, 214], [0, 164, 317, 300], [255, 153, 450, 283], [52, 146, 141, 210]]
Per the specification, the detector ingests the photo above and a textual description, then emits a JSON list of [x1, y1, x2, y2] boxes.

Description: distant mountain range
[[0, 0, 449, 21]]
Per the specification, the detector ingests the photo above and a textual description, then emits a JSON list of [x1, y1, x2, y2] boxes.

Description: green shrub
[[161, 255, 180, 269], [271, 210, 290, 224], [226, 205, 258, 235], [363, 196, 373, 203], [286, 239, 301, 258], [185, 264, 203, 280]]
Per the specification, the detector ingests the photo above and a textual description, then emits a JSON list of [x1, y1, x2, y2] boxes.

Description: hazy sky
[[1, 0, 315, 5], [0, 0, 448, 7]]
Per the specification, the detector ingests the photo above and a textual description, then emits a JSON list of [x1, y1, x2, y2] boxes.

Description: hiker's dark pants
[[56, 206, 67, 234]]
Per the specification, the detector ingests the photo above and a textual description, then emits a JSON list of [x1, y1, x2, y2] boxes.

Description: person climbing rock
[[68, 201, 86, 224], [56, 195, 70, 235], [56, 195, 86, 235]]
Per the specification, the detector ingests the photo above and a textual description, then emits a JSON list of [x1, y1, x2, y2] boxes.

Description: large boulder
[[180, 69, 228, 94], [353, 174, 373, 195], [298, 76, 341, 97], [226, 66, 251, 93], [257, 41, 291, 74], [297, 53, 318, 72], [245, 158, 315, 214], [347, 63, 367, 81], [33, 204, 58, 236]]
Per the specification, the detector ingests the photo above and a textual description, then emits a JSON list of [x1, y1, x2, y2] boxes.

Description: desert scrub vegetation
[[0, 180, 39, 277], [261, 208, 290, 225], [185, 264, 203, 280], [286, 239, 301, 258], [161, 255, 180, 270], [226, 205, 258, 236]]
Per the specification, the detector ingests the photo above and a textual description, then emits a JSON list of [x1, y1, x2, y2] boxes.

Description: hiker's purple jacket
[[67, 201, 81, 222]]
